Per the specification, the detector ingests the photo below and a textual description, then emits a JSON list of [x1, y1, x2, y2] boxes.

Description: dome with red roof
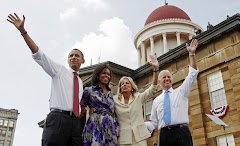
[[145, 5, 191, 25]]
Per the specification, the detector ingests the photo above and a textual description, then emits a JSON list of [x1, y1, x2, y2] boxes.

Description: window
[[2, 130, 6, 137], [0, 140, 4, 146], [5, 141, 11, 146], [7, 130, 12, 137], [144, 100, 153, 120], [3, 120, 8, 127], [217, 134, 235, 146], [207, 71, 227, 109], [0, 119, 3, 126], [9, 121, 14, 128]]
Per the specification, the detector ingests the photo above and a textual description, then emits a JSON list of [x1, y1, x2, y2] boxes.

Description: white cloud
[[60, 7, 77, 21], [82, 0, 110, 11], [59, 0, 109, 21], [72, 17, 138, 69]]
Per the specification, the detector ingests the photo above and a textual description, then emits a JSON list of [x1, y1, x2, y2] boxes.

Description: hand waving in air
[[7, 13, 25, 32], [7, 13, 38, 53], [148, 55, 159, 85], [186, 39, 198, 54], [186, 39, 198, 69], [148, 55, 159, 70]]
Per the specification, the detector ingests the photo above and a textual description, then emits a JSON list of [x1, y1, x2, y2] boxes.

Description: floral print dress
[[81, 85, 119, 146]]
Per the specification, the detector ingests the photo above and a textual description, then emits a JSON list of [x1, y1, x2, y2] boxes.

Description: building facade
[[79, 13, 240, 146], [0, 108, 19, 146]]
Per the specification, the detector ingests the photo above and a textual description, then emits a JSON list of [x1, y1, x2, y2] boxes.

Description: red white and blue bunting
[[210, 105, 229, 118]]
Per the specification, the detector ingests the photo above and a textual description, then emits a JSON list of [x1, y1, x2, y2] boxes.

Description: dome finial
[[165, 0, 168, 5]]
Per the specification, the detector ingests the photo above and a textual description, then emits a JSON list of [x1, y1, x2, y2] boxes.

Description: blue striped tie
[[163, 90, 171, 125]]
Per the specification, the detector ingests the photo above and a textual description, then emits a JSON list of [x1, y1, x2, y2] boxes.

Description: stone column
[[150, 36, 154, 55], [141, 42, 146, 64], [137, 48, 141, 67], [176, 32, 181, 46], [189, 34, 193, 40], [163, 33, 168, 53]]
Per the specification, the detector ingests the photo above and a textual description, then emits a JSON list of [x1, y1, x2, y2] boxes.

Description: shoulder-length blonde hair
[[117, 76, 139, 101]]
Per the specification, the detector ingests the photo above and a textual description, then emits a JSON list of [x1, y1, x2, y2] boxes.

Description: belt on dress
[[161, 123, 188, 130], [50, 108, 76, 117]]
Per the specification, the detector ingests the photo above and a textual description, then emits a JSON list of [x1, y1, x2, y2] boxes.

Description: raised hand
[[148, 55, 159, 70], [7, 13, 39, 53], [7, 13, 25, 31], [186, 39, 198, 54], [148, 55, 159, 85]]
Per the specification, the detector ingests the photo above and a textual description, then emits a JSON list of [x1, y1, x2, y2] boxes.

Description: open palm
[[186, 39, 198, 54], [148, 55, 159, 68], [7, 13, 25, 30]]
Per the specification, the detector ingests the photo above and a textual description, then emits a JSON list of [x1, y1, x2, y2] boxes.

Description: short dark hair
[[92, 64, 112, 86], [69, 48, 84, 59]]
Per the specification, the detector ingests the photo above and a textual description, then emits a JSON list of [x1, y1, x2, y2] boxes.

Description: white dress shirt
[[32, 49, 83, 113], [150, 66, 199, 130]]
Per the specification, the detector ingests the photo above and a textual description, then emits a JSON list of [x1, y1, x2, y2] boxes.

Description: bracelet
[[189, 53, 195, 56], [153, 70, 159, 72], [21, 31, 27, 36]]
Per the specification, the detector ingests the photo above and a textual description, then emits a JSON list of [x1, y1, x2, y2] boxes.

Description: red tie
[[73, 72, 79, 117]]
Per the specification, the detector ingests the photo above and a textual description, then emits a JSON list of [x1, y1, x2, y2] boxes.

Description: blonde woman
[[113, 55, 159, 146]]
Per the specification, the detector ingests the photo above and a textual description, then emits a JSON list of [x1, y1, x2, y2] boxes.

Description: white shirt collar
[[69, 68, 79, 74], [162, 87, 173, 93]]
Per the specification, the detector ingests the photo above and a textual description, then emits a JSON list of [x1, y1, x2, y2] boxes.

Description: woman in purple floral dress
[[81, 64, 119, 146]]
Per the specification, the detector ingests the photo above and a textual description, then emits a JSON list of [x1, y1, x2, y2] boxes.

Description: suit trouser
[[159, 126, 193, 146], [42, 111, 83, 146]]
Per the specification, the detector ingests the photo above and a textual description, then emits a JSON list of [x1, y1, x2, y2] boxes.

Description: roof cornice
[[79, 61, 134, 77], [79, 61, 134, 86]]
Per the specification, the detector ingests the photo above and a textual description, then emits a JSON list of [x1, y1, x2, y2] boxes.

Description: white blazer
[[113, 85, 158, 144]]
